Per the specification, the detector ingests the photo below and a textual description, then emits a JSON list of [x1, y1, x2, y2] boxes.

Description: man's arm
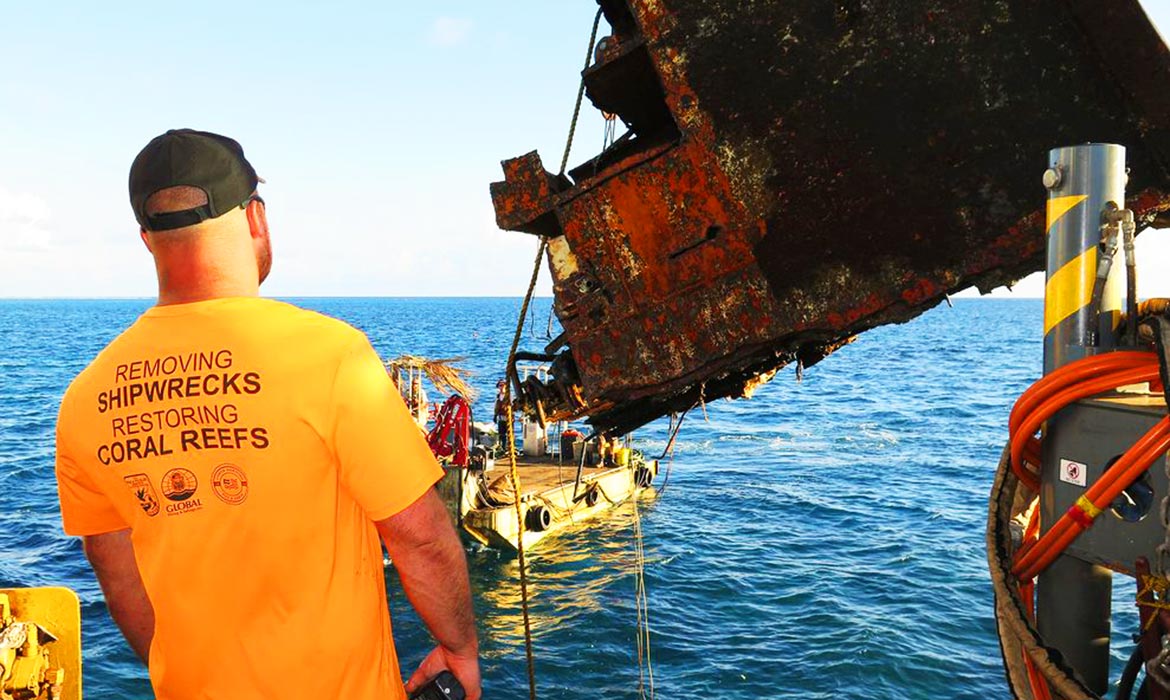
[[376, 488, 481, 700], [82, 529, 154, 664]]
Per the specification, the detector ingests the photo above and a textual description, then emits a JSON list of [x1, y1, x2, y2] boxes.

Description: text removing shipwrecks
[[490, 1, 1170, 698], [386, 357, 658, 553]]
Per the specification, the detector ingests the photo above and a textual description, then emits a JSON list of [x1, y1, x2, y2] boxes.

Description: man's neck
[[147, 220, 262, 307], [155, 286, 259, 306], [155, 270, 259, 306]]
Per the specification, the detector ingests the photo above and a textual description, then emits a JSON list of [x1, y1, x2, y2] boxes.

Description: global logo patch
[[123, 473, 159, 517], [161, 468, 198, 502], [211, 463, 249, 506]]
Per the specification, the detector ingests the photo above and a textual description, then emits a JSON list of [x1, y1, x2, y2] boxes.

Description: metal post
[[1037, 143, 1126, 695], [1041, 143, 1126, 372]]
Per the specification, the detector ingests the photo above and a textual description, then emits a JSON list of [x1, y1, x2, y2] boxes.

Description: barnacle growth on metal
[[492, 0, 1170, 436]]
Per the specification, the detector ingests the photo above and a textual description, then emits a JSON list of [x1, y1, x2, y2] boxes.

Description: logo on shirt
[[161, 468, 198, 502], [211, 463, 249, 505], [124, 473, 160, 517]]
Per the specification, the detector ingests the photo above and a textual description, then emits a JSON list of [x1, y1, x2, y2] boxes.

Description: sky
[[1, 1, 1169, 299]]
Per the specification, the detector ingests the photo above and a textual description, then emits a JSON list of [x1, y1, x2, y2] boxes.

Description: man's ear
[[245, 198, 268, 240], [140, 229, 153, 253]]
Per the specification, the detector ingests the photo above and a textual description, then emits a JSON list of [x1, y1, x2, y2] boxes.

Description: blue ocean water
[[0, 297, 1135, 698]]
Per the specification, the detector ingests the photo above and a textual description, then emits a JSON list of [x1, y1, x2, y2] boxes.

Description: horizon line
[[0, 294, 1044, 301], [0, 294, 560, 301]]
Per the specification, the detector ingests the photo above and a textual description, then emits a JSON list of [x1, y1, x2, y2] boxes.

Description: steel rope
[[505, 10, 605, 697]]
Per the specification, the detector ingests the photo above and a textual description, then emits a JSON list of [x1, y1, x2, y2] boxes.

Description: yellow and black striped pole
[[1036, 142, 1126, 695], [1042, 143, 1126, 372]]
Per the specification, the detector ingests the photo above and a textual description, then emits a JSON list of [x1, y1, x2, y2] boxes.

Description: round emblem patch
[[161, 468, 198, 502], [211, 463, 249, 505]]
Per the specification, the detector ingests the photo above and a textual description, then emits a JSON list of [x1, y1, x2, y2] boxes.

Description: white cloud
[[429, 16, 472, 47], [0, 184, 156, 296], [0, 186, 53, 253], [0, 186, 50, 224]]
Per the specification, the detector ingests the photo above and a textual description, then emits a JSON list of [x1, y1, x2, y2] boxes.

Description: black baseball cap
[[128, 129, 262, 231]]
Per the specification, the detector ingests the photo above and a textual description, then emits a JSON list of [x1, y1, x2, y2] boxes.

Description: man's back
[[57, 297, 442, 699]]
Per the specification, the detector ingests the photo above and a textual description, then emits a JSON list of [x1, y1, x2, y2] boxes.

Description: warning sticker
[[1059, 459, 1088, 487]]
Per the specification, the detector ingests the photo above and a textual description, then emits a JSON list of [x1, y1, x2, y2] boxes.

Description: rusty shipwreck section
[[492, 0, 1170, 436]]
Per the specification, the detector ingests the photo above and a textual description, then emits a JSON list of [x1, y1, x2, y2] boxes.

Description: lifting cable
[[628, 398, 692, 698], [504, 238, 547, 700], [501, 10, 606, 698], [655, 409, 689, 496], [631, 406, 696, 693], [632, 483, 655, 699], [629, 407, 693, 698], [559, 8, 604, 176]]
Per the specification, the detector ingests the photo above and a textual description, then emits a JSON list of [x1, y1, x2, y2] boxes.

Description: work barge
[[491, 1, 1170, 699], [438, 447, 658, 552], [390, 356, 659, 553]]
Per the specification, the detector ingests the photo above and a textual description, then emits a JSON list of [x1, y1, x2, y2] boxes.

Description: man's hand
[[377, 488, 481, 700], [83, 529, 154, 664], [404, 645, 481, 699]]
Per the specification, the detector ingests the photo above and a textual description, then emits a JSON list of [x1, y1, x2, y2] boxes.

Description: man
[[54, 129, 481, 699], [493, 379, 510, 450]]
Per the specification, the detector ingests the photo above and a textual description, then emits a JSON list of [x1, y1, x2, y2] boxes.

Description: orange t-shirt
[[55, 297, 443, 700]]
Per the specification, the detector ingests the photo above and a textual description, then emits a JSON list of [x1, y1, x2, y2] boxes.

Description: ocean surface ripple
[[0, 298, 1141, 698]]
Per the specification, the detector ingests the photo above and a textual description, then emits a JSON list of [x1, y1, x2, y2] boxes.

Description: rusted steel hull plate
[[491, 0, 1170, 435]]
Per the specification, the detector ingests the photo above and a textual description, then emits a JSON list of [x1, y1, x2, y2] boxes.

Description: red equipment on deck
[[427, 395, 472, 468]]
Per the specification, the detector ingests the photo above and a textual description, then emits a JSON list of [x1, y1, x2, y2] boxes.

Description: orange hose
[[1010, 358, 1156, 441], [1082, 417, 1170, 503], [1024, 506, 1041, 546], [1014, 418, 1170, 581], [1024, 652, 1053, 700], [1004, 350, 1162, 696], [1013, 418, 1168, 578], [1010, 353, 1154, 430], [1009, 351, 1156, 433], [1014, 424, 1168, 579], [1007, 352, 1157, 489], [1009, 366, 1159, 488], [1019, 508, 1052, 700], [1011, 366, 1158, 465], [1019, 509, 1041, 616], [1011, 462, 1040, 493], [1020, 507, 1040, 617], [1012, 467, 1041, 493], [1022, 437, 1041, 472], [1008, 367, 1145, 491]]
